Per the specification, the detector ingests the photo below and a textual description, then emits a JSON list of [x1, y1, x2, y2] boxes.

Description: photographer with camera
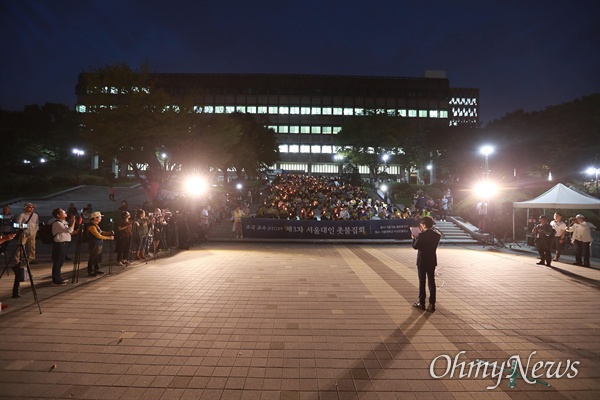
[[86, 211, 114, 276], [50, 208, 76, 285], [0, 205, 14, 255], [14, 202, 39, 265]]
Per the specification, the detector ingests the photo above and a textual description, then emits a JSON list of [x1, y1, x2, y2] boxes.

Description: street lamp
[[480, 145, 494, 180], [380, 184, 388, 204], [382, 154, 389, 172], [334, 154, 344, 176], [586, 167, 599, 193], [426, 164, 433, 185], [72, 148, 85, 185]]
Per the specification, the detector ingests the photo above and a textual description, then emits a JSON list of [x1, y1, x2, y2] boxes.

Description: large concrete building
[[76, 71, 479, 180]]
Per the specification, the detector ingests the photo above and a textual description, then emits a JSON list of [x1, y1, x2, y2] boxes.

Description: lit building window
[[268, 125, 278, 132], [279, 144, 289, 153], [268, 106, 278, 114], [289, 145, 299, 153], [311, 107, 321, 115], [290, 107, 300, 114], [333, 108, 343, 115], [225, 106, 235, 113], [311, 145, 321, 153], [323, 107, 332, 115], [76, 104, 86, 113], [215, 106, 225, 114], [387, 109, 395, 116], [247, 106, 256, 113], [236, 106, 246, 113], [279, 126, 289, 133], [290, 126, 299, 134], [322, 145, 333, 153], [257, 106, 267, 114], [419, 110, 428, 118], [354, 108, 364, 115], [333, 127, 342, 134], [343, 108, 353, 115], [204, 106, 214, 113], [280, 106, 289, 114], [408, 109, 417, 117], [300, 126, 310, 134], [311, 126, 321, 134], [301, 107, 311, 115], [110, 87, 118, 94], [398, 109, 407, 117], [440, 110, 448, 118], [322, 127, 332, 135], [430, 110, 439, 118], [300, 145, 310, 153]]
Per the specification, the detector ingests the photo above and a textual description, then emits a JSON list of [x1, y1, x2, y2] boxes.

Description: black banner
[[242, 218, 414, 239]]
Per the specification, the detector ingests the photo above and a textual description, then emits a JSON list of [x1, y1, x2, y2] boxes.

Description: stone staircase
[[433, 219, 480, 245]]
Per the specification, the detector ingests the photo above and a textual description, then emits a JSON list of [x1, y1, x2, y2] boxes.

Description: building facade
[[76, 71, 479, 180]]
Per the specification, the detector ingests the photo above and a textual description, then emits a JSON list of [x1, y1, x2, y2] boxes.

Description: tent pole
[[512, 207, 515, 243]]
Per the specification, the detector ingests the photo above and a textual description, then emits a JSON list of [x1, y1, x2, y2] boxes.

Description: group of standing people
[[532, 212, 597, 268]]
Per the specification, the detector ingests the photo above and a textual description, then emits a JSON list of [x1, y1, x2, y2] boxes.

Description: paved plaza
[[0, 241, 598, 400]]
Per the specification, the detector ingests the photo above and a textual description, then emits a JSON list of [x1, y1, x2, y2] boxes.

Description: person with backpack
[[50, 208, 76, 285], [86, 211, 114, 276]]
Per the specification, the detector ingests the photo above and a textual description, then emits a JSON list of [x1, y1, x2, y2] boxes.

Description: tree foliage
[[78, 64, 279, 198], [483, 94, 600, 182], [0, 103, 79, 169]]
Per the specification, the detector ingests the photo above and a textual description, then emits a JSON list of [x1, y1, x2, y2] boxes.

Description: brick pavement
[[0, 242, 599, 399]]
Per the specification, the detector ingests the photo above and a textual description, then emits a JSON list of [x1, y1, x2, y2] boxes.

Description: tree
[[336, 110, 419, 181], [226, 112, 279, 180], [78, 64, 280, 199]]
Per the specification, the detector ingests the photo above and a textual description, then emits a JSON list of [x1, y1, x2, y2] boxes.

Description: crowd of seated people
[[255, 174, 407, 221]]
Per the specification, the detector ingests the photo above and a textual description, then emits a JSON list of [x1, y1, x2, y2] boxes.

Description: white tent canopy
[[512, 183, 600, 241], [513, 183, 600, 209]]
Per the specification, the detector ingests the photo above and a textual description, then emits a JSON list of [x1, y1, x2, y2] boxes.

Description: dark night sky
[[1, 0, 599, 124]]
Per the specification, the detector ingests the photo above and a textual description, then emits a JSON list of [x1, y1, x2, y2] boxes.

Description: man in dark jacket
[[411, 216, 441, 312]]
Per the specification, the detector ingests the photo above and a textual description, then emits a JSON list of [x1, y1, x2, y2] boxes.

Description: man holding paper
[[411, 216, 441, 312]]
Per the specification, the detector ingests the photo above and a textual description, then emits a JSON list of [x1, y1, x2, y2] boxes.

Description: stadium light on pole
[[72, 148, 85, 185], [480, 145, 494, 180]]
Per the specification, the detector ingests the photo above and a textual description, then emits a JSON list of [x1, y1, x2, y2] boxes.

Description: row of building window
[[277, 163, 403, 175], [449, 97, 477, 105], [75, 104, 450, 119], [269, 126, 342, 135]]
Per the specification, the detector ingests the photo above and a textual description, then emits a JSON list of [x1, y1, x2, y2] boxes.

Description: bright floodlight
[[334, 154, 344, 161], [426, 164, 432, 171], [382, 154, 389, 162], [586, 167, 599, 175], [480, 145, 494, 156], [236, 183, 243, 190], [380, 184, 388, 193], [185, 176, 208, 196], [473, 181, 498, 198], [72, 148, 84, 156]]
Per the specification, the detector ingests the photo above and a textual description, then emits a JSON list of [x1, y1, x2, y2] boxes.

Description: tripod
[[482, 230, 507, 248], [7, 230, 42, 313], [71, 222, 85, 283]]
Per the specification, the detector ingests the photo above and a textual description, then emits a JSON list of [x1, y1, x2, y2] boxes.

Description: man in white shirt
[[51, 208, 76, 285], [566, 214, 597, 267], [550, 212, 567, 262]]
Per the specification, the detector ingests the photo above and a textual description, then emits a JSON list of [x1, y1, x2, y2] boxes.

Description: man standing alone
[[411, 216, 441, 312]]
